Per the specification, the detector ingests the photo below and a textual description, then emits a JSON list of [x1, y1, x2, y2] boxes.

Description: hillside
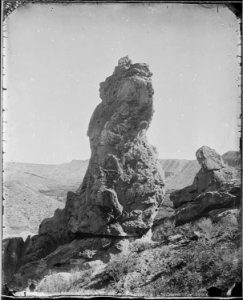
[[160, 159, 200, 190], [3, 160, 89, 239], [3, 183, 64, 240], [222, 151, 241, 168]]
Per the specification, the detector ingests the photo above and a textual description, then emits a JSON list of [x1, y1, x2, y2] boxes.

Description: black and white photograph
[[1, 1, 242, 298]]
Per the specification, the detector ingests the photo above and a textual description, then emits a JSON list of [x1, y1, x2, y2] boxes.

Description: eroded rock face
[[8, 236, 132, 291], [170, 146, 241, 225], [4, 57, 165, 289], [41, 56, 165, 237]]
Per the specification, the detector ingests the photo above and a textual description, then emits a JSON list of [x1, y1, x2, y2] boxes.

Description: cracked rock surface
[[40, 56, 165, 238], [4, 57, 165, 289]]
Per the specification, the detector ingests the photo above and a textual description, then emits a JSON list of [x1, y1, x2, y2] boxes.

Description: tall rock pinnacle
[[40, 56, 165, 237]]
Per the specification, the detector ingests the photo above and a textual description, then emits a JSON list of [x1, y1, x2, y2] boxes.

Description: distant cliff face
[[160, 159, 200, 190], [170, 146, 241, 225], [222, 151, 241, 169], [40, 56, 165, 238]]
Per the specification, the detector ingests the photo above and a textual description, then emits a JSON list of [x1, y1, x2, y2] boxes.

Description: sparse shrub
[[129, 239, 154, 253], [196, 218, 213, 239], [146, 235, 241, 297], [79, 249, 97, 259], [34, 211, 241, 297], [165, 269, 203, 296], [218, 211, 239, 228], [36, 273, 71, 293], [35, 269, 92, 294], [152, 218, 176, 241], [104, 253, 136, 284], [140, 214, 241, 297]]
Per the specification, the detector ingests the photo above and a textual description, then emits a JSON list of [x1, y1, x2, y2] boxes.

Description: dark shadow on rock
[[2, 284, 16, 296], [207, 286, 223, 297], [231, 282, 242, 297]]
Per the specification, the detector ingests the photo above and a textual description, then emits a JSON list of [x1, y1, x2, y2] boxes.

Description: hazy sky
[[3, 3, 241, 164]]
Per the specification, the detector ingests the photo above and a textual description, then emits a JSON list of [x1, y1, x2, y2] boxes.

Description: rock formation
[[40, 55, 165, 238], [2, 238, 24, 284], [170, 146, 241, 225], [3, 56, 165, 289]]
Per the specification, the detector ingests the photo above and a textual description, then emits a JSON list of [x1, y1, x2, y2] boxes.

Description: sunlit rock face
[[170, 145, 241, 225], [41, 56, 165, 237], [4, 58, 165, 290]]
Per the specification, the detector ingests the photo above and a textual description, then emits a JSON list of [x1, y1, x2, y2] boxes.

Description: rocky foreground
[[3, 57, 241, 297]]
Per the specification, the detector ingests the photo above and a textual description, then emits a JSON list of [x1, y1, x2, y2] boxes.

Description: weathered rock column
[[4, 58, 165, 290], [40, 56, 165, 237], [67, 56, 165, 236]]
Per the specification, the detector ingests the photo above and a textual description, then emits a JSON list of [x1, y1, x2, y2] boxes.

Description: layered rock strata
[[170, 146, 241, 225]]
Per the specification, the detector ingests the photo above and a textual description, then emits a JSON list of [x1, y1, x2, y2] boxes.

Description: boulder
[[196, 146, 225, 171], [208, 208, 239, 223], [170, 146, 241, 225], [175, 190, 240, 225]]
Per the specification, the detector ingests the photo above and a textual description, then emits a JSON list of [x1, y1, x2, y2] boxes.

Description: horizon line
[[3, 149, 239, 166]]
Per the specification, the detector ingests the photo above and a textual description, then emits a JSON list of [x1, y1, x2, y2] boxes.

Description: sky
[[3, 3, 241, 164]]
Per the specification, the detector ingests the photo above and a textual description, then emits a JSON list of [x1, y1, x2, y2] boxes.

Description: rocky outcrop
[[170, 146, 241, 225], [8, 236, 131, 291], [2, 238, 24, 284], [4, 57, 165, 290], [208, 208, 239, 223], [39, 56, 165, 238]]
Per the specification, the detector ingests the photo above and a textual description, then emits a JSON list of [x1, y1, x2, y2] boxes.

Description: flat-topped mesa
[[40, 57, 165, 238]]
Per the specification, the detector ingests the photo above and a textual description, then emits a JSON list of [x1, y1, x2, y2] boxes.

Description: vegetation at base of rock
[[35, 269, 92, 294], [93, 216, 241, 297], [30, 214, 241, 297]]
